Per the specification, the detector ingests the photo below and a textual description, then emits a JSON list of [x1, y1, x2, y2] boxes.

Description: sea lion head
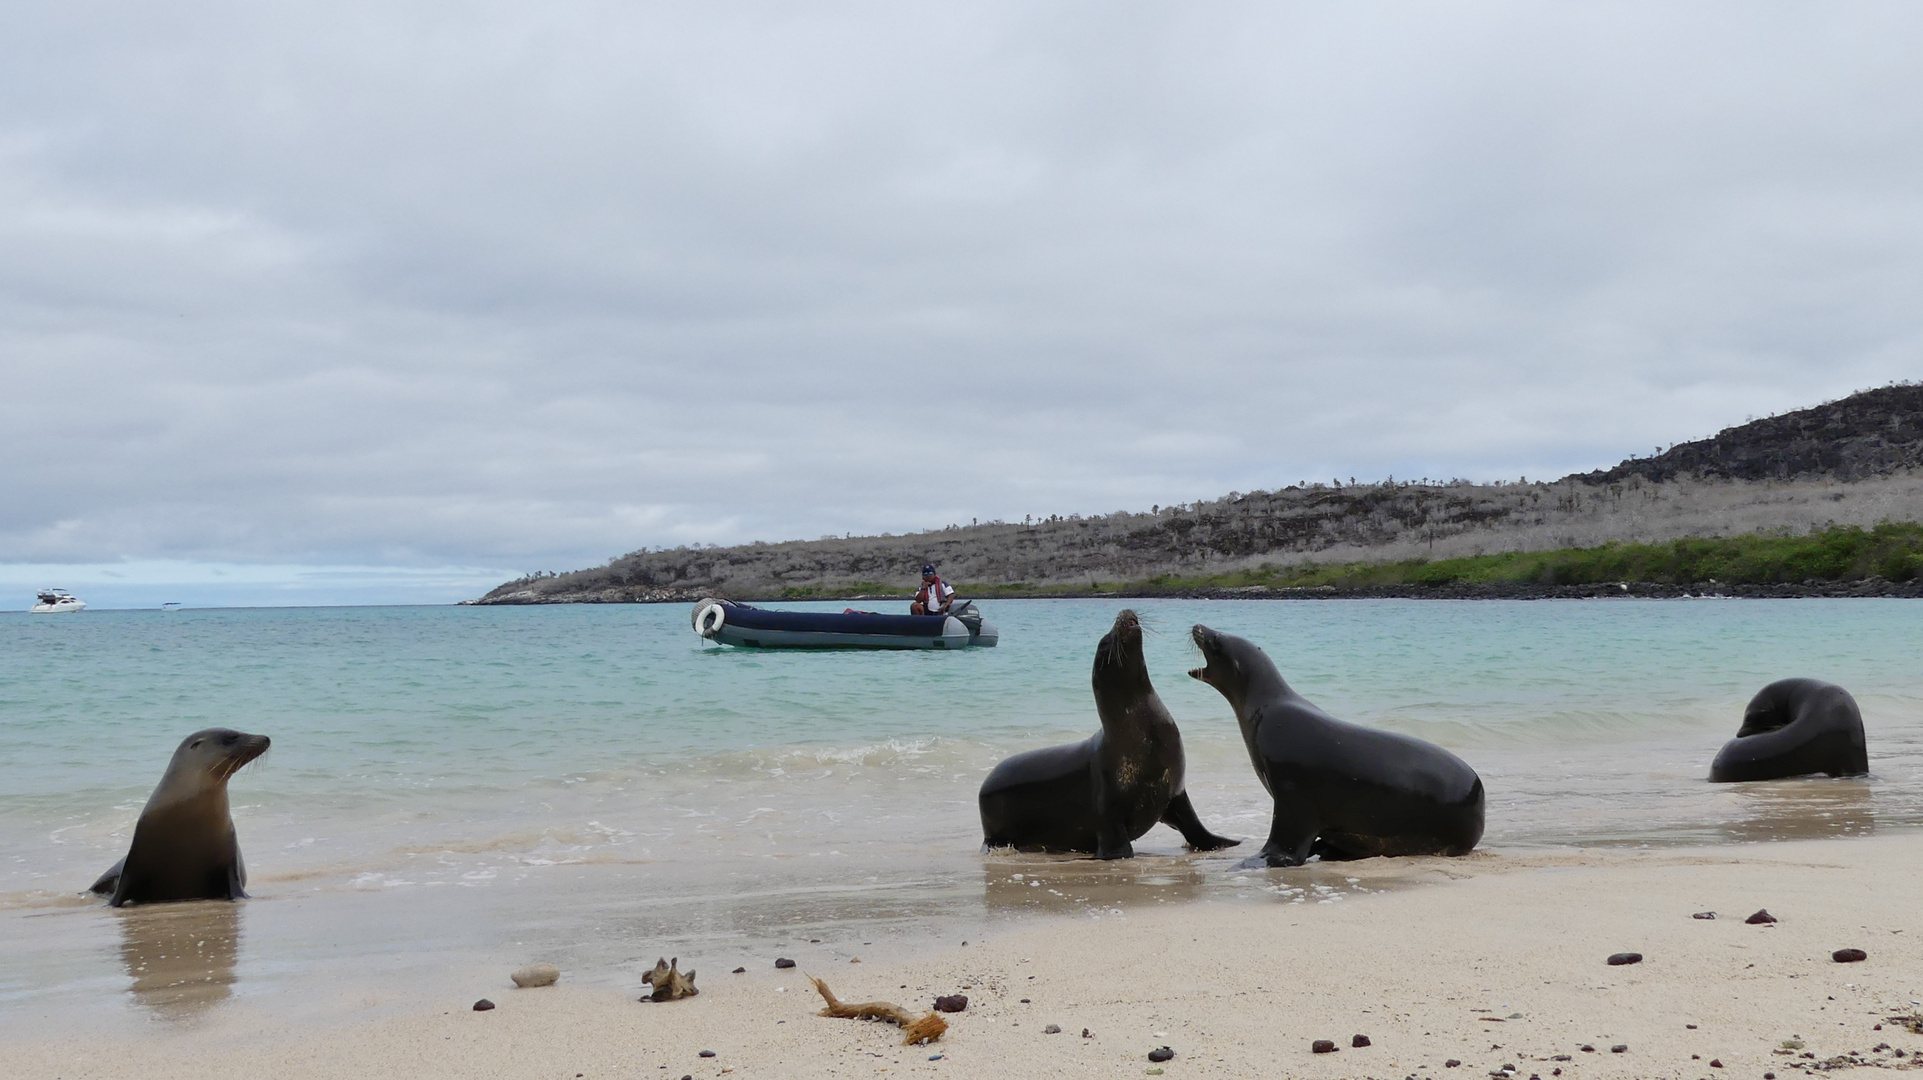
[[153, 728, 271, 805], [1188, 624, 1276, 709], [1736, 678, 1841, 738], [1092, 609, 1149, 691]]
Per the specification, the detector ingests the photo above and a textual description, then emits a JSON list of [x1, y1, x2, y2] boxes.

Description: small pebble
[[928, 1054, 943, 1061], [1082, 1028, 1092, 1038], [1692, 911, 1717, 920], [1312, 1040, 1337, 1054], [1580, 1045, 1595, 1052], [698, 1051, 716, 1059], [1044, 1024, 1062, 1035], [1610, 1044, 1627, 1053], [1607, 952, 1642, 966], [1148, 1047, 1174, 1062], [1020, 998, 1030, 1003], [934, 994, 968, 1013], [849, 958, 860, 964], [511, 963, 560, 988], [1746, 909, 1778, 925], [1686, 1024, 1697, 1029], [1710, 1059, 1723, 1068], [1444, 1059, 1461, 1068], [774, 958, 795, 969], [472, 999, 495, 1011], [732, 967, 745, 974], [1551, 1055, 1571, 1061], [1766, 1074, 1776, 1079], [1834, 948, 1868, 963], [1146, 1070, 1163, 1077], [1353, 1034, 1371, 1048]]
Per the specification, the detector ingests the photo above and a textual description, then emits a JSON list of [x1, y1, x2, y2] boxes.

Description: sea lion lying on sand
[[979, 609, 1238, 858], [89, 728, 271, 906], [1189, 625, 1483, 868]]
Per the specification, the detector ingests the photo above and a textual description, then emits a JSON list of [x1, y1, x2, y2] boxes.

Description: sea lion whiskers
[[206, 739, 269, 785]]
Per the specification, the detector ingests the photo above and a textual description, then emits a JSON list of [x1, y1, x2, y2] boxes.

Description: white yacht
[[31, 589, 86, 613]]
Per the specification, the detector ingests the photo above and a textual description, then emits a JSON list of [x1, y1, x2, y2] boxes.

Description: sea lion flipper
[[1092, 784, 1133, 858], [1159, 792, 1240, 851], [88, 857, 126, 897], [1092, 822, 1134, 860], [1239, 803, 1317, 868]]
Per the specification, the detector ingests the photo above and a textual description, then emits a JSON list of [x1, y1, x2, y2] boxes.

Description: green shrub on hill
[[1132, 522, 1923, 592]]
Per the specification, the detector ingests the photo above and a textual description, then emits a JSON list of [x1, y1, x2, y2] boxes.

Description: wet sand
[[11, 831, 1923, 1079]]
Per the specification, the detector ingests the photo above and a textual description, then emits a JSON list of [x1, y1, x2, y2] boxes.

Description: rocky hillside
[[1587, 384, 1923, 484], [474, 384, 1923, 603]]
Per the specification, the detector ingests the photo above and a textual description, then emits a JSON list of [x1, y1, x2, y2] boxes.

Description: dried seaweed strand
[[809, 975, 947, 1044]]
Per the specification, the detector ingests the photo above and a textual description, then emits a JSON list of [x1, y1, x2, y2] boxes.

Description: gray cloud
[[4, 1, 1921, 574]]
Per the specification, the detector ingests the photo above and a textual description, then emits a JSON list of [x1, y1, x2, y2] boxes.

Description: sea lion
[[978, 609, 1238, 859], [88, 728, 271, 906], [1709, 678, 1868, 782], [1189, 625, 1483, 868]]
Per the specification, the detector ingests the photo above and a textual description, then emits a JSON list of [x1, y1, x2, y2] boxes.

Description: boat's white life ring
[[693, 600, 727, 638]]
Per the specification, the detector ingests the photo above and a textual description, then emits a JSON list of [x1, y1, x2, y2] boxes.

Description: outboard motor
[[949, 600, 999, 647]]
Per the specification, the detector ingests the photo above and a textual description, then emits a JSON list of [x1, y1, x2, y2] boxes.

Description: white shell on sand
[[511, 963, 560, 988]]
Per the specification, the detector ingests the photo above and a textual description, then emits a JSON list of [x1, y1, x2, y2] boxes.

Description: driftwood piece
[[809, 976, 947, 1044], [641, 957, 698, 1001]]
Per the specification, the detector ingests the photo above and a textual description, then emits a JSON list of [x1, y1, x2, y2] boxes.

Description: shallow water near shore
[[3, 598, 1921, 1033]]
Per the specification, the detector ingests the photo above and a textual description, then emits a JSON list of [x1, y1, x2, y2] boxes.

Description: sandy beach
[[11, 831, 1921, 1080]]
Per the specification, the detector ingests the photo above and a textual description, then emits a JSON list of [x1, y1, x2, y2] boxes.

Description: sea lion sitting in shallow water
[[1189, 625, 1483, 868], [89, 728, 271, 906], [979, 610, 1239, 859], [1709, 678, 1867, 782]]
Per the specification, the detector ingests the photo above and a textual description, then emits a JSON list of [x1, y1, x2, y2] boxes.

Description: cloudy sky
[[5, 2, 1921, 605]]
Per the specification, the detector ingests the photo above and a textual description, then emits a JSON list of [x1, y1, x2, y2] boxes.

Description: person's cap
[[921, 564, 936, 575]]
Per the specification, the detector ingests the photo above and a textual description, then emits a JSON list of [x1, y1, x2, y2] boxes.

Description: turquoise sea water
[[2, 598, 1920, 1028]]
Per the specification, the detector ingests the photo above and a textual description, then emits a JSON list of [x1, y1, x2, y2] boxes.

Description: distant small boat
[[691, 599, 998, 650], [161, 602, 183, 611], [31, 589, 86, 613]]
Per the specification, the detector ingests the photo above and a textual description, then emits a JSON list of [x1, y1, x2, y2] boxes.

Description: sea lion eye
[[190, 740, 202, 748]]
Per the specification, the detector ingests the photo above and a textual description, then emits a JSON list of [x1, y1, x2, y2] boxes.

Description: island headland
[[473, 385, 1923, 604]]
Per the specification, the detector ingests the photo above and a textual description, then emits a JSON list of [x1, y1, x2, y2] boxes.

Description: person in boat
[[911, 563, 956, 616]]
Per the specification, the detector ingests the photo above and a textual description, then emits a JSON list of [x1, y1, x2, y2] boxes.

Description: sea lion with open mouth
[[1189, 625, 1482, 868], [89, 728, 271, 906], [979, 610, 1238, 859]]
